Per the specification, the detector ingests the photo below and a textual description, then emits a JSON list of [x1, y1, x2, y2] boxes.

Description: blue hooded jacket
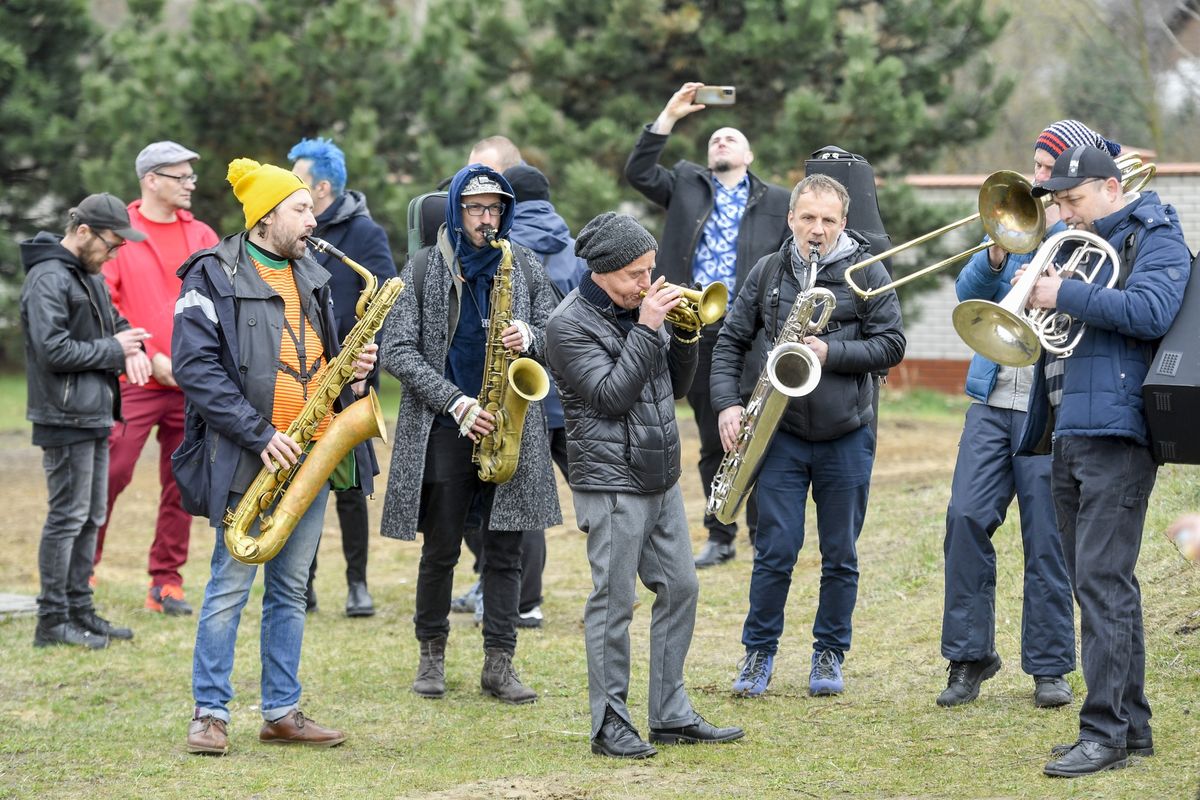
[[1017, 191, 1191, 452]]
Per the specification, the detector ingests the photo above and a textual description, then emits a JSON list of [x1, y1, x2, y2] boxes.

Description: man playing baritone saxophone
[[711, 174, 905, 699], [378, 165, 561, 705], [173, 158, 378, 755], [547, 212, 744, 760]]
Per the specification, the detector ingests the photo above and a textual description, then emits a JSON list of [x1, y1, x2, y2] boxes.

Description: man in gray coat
[[379, 164, 561, 705], [546, 212, 744, 759]]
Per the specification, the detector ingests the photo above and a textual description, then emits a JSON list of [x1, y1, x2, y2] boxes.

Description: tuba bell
[[952, 229, 1120, 367]]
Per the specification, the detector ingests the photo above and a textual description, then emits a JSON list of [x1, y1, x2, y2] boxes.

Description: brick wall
[[896, 164, 1200, 392]]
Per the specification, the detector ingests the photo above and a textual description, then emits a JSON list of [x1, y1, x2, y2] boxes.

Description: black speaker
[[1143, 250, 1200, 464], [805, 146, 892, 272]]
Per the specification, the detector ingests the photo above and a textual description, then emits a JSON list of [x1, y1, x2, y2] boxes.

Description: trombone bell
[[952, 300, 1042, 368]]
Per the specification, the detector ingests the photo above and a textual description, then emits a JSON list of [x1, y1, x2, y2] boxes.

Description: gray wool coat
[[378, 226, 562, 540]]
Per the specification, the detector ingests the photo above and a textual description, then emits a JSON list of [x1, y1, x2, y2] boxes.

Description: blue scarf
[[443, 165, 517, 406]]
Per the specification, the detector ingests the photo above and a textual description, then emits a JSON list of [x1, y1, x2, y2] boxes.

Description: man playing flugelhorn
[[175, 158, 379, 755], [379, 165, 560, 706], [711, 174, 904, 699]]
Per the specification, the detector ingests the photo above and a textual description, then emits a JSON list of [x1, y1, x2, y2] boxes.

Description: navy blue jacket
[[172, 233, 376, 524], [1018, 192, 1191, 452], [311, 190, 397, 341]]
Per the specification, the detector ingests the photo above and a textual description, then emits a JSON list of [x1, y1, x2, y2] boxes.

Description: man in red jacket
[[94, 140, 218, 615]]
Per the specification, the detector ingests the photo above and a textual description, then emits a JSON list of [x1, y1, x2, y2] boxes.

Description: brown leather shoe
[[186, 715, 229, 755], [259, 709, 346, 747]]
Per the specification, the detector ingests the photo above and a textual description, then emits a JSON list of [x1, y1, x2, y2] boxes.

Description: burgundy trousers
[[94, 383, 191, 587]]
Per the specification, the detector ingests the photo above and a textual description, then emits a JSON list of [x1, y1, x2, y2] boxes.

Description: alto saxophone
[[473, 229, 550, 484], [222, 235, 405, 565], [707, 243, 835, 525]]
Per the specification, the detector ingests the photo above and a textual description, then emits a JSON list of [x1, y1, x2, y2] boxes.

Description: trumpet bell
[[695, 282, 729, 325], [952, 299, 1042, 368], [979, 170, 1045, 256]]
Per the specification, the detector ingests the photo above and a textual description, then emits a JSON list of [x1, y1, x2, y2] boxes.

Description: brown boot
[[413, 636, 447, 698], [186, 714, 229, 755], [481, 647, 537, 705], [259, 709, 346, 747]]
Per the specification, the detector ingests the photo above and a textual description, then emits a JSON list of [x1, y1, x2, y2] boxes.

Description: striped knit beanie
[[1035, 120, 1121, 159]]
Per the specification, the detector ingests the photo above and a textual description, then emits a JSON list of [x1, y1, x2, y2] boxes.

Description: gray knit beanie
[[575, 212, 658, 273]]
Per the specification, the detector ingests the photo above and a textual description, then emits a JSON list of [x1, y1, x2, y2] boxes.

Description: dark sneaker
[[515, 605, 543, 629], [1044, 740, 1128, 777], [146, 584, 193, 616], [187, 714, 229, 755], [731, 650, 774, 698], [809, 649, 844, 696], [33, 619, 108, 649], [649, 713, 745, 745], [72, 610, 133, 640], [1033, 675, 1073, 708], [694, 541, 736, 569], [936, 652, 1002, 707], [592, 706, 656, 759], [450, 580, 481, 614]]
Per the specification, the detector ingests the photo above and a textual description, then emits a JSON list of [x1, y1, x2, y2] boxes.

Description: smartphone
[[694, 85, 736, 106]]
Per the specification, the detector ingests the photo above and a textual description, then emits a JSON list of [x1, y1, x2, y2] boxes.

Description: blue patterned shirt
[[692, 174, 749, 292]]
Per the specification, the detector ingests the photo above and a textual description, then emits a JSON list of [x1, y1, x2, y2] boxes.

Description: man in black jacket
[[289, 136, 397, 618], [711, 174, 905, 699], [547, 212, 744, 759], [20, 193, 151, 649], [625, 81, 790, 568]]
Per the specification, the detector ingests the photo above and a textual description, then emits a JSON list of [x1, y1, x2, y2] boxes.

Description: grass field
[[0, 377, 1198, 799]]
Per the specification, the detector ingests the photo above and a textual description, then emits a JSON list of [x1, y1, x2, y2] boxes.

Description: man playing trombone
[[711, 174, 905, 698], [1017, 146, 1190, 777], [937, 121, 1119, 711]]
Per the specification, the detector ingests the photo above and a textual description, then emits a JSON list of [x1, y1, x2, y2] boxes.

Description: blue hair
[[286, 137, 347, 195]]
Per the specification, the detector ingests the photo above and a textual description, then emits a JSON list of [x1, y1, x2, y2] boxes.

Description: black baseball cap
[[1031, 145, 1123, 197], [69, 193, 147, 241]]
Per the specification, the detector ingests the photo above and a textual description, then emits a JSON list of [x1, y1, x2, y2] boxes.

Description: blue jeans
[[941, 404, 1075, 675], [37, 438, 107, 620], [192, 484, 330, 724], [742, 425, 875, 658]]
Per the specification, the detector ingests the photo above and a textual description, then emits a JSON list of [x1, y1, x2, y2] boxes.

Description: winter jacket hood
[[21, 232, 81, 274], [510, 200, 571, 255], [318, 190, 371, 231]]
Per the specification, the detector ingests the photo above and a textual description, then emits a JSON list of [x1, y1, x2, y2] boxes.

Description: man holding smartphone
[[625, 81, 791, 569]]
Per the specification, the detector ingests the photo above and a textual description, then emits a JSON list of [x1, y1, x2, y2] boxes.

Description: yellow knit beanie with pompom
[[226, 157, 309, 230]]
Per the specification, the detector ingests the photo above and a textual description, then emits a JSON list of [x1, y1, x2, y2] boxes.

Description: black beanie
[[503, 164, 551, 202], [574, 212, 658, 274]]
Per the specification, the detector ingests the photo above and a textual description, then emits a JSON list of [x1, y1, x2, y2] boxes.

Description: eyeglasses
[[461, 202, 505, 218], [88, 229, 125, 255], [154, 171, 198, 185]]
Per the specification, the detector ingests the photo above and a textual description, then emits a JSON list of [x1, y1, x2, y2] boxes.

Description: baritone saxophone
[[222, 235, 404, 565], [473, 229, 550, 484], [707, 244, 835, 525]]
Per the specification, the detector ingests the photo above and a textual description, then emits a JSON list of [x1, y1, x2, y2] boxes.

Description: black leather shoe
[[591, 707, 656, 759], [1052, 736, 1153, 758], [936, 652, 1002, 707], [1044, 740, 1128, 777], [1033, 675, 1072, 708], [345, 581, 375, 617], [694, 541, 735, 569], [71, 610, 133, 641], [649, 713, 745, 745]]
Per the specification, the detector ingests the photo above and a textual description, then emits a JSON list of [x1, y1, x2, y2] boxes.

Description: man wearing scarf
[[379, 165, 561, 705], [710, 174, 905, 700]]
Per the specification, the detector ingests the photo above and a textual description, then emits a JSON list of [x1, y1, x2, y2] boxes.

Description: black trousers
[[690, 325, 757, 545], [308, 487, 369, 589], [417, 424, 523, 652], [1053, 435, 1157, 747]]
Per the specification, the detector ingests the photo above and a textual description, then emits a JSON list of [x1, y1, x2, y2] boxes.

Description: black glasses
[[88, 229, 125, 255], [461, 202, 505, 218], [154, 171, 198, 185]]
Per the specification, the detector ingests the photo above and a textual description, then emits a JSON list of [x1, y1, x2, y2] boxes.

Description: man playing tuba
[[379, 165, 561, 706], [174, 158, 378, 755]]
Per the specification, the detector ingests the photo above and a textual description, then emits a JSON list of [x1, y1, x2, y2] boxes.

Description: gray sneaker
[[1033, 676, 1073, 708], [451, 581, 481, 614]]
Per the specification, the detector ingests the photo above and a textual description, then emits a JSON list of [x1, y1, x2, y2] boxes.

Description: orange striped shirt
[[250, 256, 331, 441]]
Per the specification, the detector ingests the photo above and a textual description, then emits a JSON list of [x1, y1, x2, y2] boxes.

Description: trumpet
[[640, 281, 729, 331], [843, 153, 1155, 300], [952, 229, 1120, 367]]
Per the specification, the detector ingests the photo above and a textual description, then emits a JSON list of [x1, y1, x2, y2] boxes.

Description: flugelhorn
[[952, 229, 1120, 367], [641, 281, 729, 331]]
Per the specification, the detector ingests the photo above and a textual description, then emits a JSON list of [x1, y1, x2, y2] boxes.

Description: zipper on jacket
[[63, 374, 74, 406]]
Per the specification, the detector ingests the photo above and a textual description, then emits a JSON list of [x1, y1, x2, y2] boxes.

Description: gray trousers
[[575, 483, 698, 738], [38, 438, 107, 619]]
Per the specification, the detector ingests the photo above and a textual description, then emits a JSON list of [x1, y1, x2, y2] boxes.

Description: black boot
[[412, 636, 447, 698]]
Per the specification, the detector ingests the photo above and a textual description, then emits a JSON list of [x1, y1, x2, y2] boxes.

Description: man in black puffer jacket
[[547, 212, 744, 760], [711, 174, 905, 701]]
